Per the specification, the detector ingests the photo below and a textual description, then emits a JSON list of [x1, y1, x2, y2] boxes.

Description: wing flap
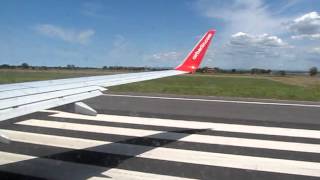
[[0, 86, 106, 110], [0, 90, 102, 121]]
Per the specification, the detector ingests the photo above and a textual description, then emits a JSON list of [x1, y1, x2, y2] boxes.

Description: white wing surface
[[0, 70, 186, 122]]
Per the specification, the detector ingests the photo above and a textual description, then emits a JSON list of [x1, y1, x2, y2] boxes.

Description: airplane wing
[[0, 29, 215, 143]]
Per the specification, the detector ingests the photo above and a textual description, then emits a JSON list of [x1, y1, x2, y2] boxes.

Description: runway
[[0, 93, 320, 179]]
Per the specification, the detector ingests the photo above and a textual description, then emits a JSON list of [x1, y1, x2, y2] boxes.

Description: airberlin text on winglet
[[192, 33, 213, 60], [175, 29, 216, 73]]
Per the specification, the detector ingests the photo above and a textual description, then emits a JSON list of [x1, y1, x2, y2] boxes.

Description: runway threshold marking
[[2, 129, 320, 177], [103, 94, 320, 108], [0, 151, 195, 180], [16, 118, 320, 153], [3, 110, 320, 179], [52, 112, 320, 139]]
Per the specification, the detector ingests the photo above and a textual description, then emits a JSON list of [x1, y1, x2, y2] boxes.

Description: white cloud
[[208, 32, 300, 69], [104, 35, 181, 67], [291, 34, 320, 40], [194, 0, 289, 35], [226, 32, 289, 58], [151, 51, 182, 61], [142, 51, 183, 67], [287, 12, 320, 40], [81, 2, 108, 19], [294, 11, 319, 22], [231, 32, 287, 47], [192, 1, 320, 70], [34, 24, 95, 44], [104, 35, 144, 66], [113, 35, 127, 48], [310, 47, 320, 54], [107, 35, 129, 58]]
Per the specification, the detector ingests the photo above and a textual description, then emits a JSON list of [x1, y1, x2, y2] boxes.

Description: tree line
[[197, 66, 318, 76], [0, 63, 170, 71], [0, 63, 318, 76]]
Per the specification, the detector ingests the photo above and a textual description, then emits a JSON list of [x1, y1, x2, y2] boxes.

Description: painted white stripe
[[51, 111, 320, 140], [138, 148, 320, 177], [3, 130, 320, 177], [16, 119, 320, 153], [100, 169, 197, 180], [0, 151, 35, 165], [0, 151, 194, 180], [17, 119, 158, 136], [103, 94, 320, 108], [2, 129, 107, 149]]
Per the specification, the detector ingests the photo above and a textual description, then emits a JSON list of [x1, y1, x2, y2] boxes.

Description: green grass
[[0, 70, 115, 84], [109, 75, 320, 101], [0, 71, 78, 84]]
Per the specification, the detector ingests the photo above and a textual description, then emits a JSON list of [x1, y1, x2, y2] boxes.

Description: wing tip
[[175, 29, 216, 73], [208, 29, 216, 33]]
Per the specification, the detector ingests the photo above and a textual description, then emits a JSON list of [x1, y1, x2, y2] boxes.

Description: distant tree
[[251, 68, 272, 75], [0, 64, 10, 69], [231, 69, 236, 73], [196, 66, 209, 73], [309, 67, 318, 76], [251, 68, 258, 74], [40, 66, 48, 70], [66, 64, 76, 69], [213, 67, 221, 73], [279, 70, 286, 76], [21, 62, 29, 69], [202, 66, 209, 73]]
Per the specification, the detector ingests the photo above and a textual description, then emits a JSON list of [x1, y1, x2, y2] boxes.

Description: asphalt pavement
[[0, 93, 319, 180]]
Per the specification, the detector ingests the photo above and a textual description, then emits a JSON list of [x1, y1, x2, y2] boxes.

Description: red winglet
[[175, 29, 216, 73]]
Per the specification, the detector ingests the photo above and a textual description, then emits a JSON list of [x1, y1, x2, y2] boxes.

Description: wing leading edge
[[0, 29, 215, 143]]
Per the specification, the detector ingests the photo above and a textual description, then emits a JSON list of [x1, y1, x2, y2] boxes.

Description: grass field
[[109, 74, 320, 101], [0, 69, 117, 84], [1, 69, 319, 101]]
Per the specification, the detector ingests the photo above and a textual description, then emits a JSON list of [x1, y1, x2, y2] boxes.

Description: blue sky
[[0, 0, 320, 70]]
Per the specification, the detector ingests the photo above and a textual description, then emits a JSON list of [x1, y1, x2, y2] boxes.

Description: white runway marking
[[52, 111, 320, 139], [0, 151, 194, 180], [2, 130, 320, 177], [0, 151, 35, 165], [16, 119, 320, 153], [103, 94, 320, 108], [2, 129, 107, 149], [3, 110, 320, 179]]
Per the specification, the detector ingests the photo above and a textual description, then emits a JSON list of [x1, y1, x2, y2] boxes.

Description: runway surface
[[0, 93, 320, 180]]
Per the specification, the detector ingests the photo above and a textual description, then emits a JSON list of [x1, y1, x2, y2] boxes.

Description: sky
[[0, 0, 320, 70]]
